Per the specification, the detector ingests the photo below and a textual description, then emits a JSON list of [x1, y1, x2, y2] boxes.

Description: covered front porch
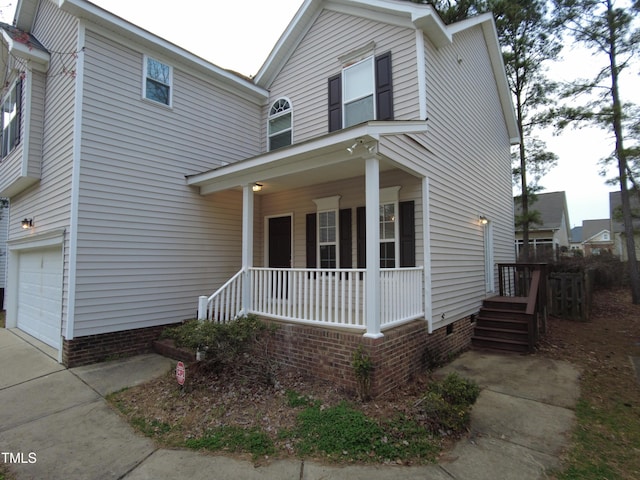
[[187, 121, 432, 338]]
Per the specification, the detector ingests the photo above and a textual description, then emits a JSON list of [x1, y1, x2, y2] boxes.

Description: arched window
[[268, 98, 292, 151]]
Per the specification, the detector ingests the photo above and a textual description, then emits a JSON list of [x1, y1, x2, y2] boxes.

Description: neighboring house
[[514, 191, 571, 260], [570, 226, 583, 254], [0, 0, 517, 395], [581, 219, 613, 256], [0, 200, 8, 310], [610, 191, 640, 261]]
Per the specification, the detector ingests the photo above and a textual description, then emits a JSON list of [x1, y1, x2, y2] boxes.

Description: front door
[[268, 216, 292, 300], [268, 216, 292, 268]]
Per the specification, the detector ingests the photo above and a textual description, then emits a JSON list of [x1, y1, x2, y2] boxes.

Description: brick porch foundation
[[268, 315, 475, 397], [62, 324, 174, 367]]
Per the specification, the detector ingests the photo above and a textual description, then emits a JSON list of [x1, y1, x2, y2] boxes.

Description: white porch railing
[[198, 267, 425, 332]]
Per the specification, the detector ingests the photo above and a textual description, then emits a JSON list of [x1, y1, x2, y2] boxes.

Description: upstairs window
[[268, 98, 292, 151], [343, 57, 375, 128], [2, 80, 22, 158], [144, 56, 172, 106], [328, 52, 393, 132]]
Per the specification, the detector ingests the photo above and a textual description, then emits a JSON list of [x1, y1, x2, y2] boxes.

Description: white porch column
[[242, 185, 254, 314], [364, 157, 383, 338], [422, 177, 433, 333]]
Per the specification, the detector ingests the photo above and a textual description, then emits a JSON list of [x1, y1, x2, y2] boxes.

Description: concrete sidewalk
[[0, 328, 580, 479]]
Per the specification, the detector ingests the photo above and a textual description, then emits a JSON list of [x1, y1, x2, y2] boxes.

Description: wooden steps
[[472, 296, 535, 353]]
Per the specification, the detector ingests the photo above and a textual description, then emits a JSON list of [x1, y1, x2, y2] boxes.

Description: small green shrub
[[429, 372, 480, 406], [352, 345, 373, 401], [162, 315, 277, 380], [285, 389, 319, 408], [416, 373, 480, 435]]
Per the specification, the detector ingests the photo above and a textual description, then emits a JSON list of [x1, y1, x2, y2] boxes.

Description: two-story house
[[1, 0, 517, 395]]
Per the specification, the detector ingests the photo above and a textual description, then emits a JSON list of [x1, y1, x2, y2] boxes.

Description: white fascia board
[[57, 0, 268, 102], [187, 120, 428, 192], [1, 30, 50, 71], [255, 0, 450, 88]]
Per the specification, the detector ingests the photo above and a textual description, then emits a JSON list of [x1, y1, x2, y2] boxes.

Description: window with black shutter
[[327, 52, 393, 131]]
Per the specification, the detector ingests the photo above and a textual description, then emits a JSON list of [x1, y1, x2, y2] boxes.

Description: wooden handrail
[[525, 269, 541, 315]]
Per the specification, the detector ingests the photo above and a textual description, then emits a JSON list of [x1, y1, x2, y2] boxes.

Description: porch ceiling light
[[21, 218, 34, 229], [479, 215, 488, 225], [252, 183, 263, 192]]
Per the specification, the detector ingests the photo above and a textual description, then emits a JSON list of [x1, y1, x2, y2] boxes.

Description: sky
[[1, 0, 637, 228]]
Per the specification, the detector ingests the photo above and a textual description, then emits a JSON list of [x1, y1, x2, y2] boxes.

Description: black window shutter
[[306, 213, 317, 268], [399, 201, 416, 267], [339, 208, 352, 268], [328, 74, 342, 132], [375, 52, 393, 121], [356, 206, 366, 268]]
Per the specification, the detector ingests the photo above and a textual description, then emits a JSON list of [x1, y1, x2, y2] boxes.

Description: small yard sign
[[176, 361, 185, 386]]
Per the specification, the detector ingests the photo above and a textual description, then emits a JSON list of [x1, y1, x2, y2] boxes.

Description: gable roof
[[254, 0, 518, 144], [514, 191, 569, 232], [582, 219, 611, 243], [13, 0, 268, 102]]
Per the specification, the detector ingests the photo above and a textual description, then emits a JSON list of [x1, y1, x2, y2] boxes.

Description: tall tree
[[553, 0, 640, 303], [489, 0, 561, 261], [419, 0, 561, 261]]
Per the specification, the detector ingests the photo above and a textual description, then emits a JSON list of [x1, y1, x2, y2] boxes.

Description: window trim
[[142, 55, 173, 107], [342, 56, 376, 128], [267, 97, 293, 151], [313, 196, 341, 269], [1, 78, 22, 159]]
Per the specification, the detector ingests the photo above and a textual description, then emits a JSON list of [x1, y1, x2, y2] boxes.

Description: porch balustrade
[[198, 266, 425, 334]]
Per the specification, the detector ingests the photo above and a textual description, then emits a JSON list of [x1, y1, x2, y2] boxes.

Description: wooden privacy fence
[[548, 270, 594, 321]]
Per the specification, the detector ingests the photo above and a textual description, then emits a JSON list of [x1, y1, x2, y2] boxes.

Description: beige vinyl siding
[[256, 169, 423, 269], [71, 28, 260, 336], [7, 2, 79, 334], [265, 9, 420, 149], [422, 26, 514, 327], [0, 203, 7, 288]]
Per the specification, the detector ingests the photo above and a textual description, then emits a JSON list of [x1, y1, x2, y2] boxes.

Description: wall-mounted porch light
[[21, 218, 34, 229], [252, 183, 263, 192], [479, 215, 488, 225]]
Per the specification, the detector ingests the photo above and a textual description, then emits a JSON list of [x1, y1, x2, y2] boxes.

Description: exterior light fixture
[[479, 215, 488, 225], [21, 218, 34, 229], [252, 183, 263, 192], [347, 137, 365, 154]]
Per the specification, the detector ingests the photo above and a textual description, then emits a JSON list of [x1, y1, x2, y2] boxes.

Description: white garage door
[[17, 247, 63, 349]]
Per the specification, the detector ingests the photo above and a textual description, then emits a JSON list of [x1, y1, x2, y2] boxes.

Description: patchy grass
[[108, 362, 477, 465], [540, 288, 640, 480]]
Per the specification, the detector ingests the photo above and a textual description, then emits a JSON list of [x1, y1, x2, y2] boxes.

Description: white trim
[[142, 54, 173, 108], [267, 97, 293, 151], [242, 185, 254, 313], [364, 156, 382, 338], [422, 177, 432, 333], [379, 186, 400, 204], [65, 22, 87, 342], [483, 221, 495, 293], [312, 195, 341, 211], [415, 29, 427, 121], [187, 121, 429, 194], [5, 229, 65, 354], [342, 56, 376, 128]]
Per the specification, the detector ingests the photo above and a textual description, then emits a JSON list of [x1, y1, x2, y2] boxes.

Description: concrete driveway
[[0, 328, 580, 479]]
